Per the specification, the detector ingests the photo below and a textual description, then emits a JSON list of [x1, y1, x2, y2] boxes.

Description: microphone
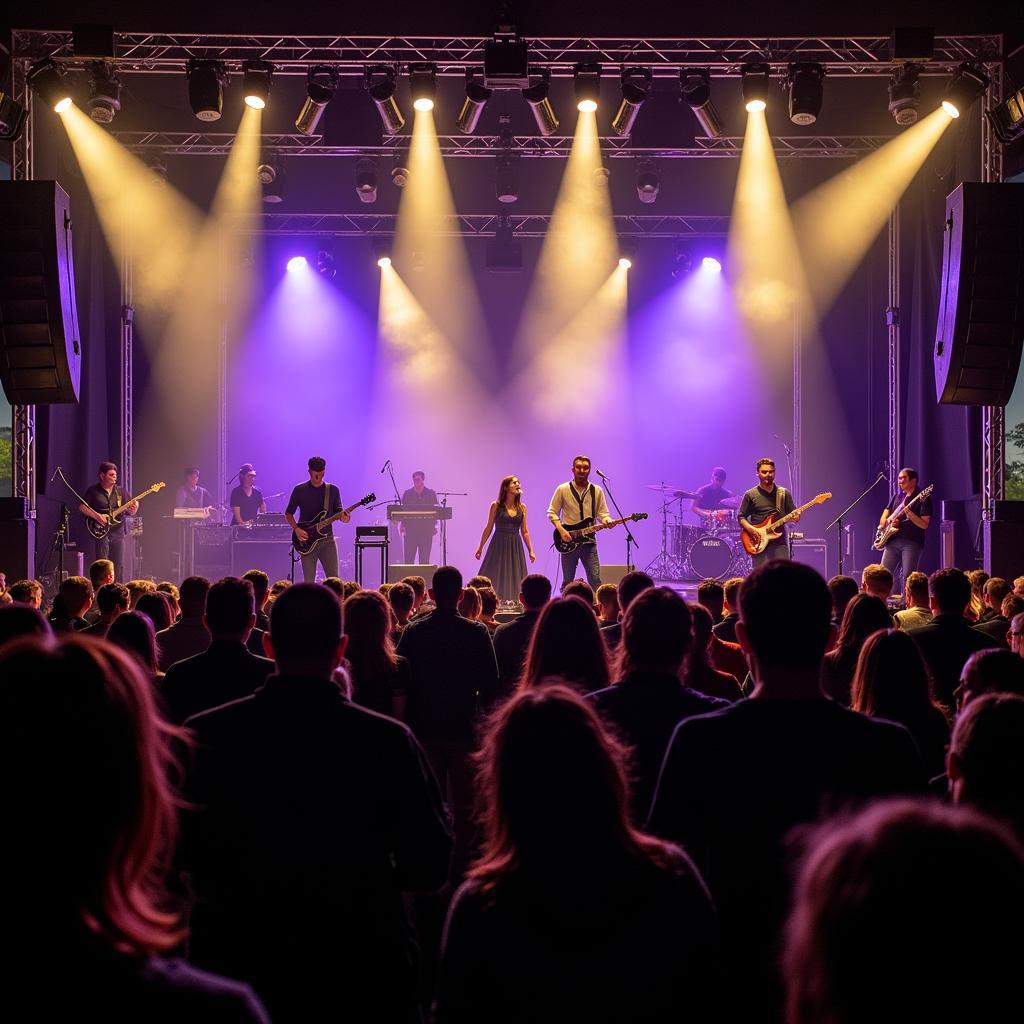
[[595, 469, 610, 480], [380, 459, 390, 474]]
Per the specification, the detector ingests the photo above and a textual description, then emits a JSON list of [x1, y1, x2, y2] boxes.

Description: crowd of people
[[1, 556, 1023, 1023]]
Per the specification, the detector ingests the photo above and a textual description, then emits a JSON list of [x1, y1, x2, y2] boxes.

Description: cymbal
[[647, 483, 686, 493], [720, 494, 742, 509]]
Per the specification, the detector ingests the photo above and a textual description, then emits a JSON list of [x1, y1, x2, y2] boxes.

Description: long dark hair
[[107, 610, 161, 677], [851, 628, 947, 721], [519, 596, 611, 694], [832, 594, 892, 671], [496, 475, 522, 510], [343, 589, 398, 682]]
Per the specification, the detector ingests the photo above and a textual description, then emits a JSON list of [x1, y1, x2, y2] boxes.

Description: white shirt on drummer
[[547, 481, 612, 528]]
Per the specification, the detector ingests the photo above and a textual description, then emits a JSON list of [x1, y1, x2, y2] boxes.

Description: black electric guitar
[[292, 492, 375, 555], [85, 482, 167, 539], [553, 512, 648, 554], [872, 484, 934, 550]]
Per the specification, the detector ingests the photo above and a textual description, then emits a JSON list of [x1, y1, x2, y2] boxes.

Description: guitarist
[[547, 455, 612, 590], [738, 458, 800, 569], [285, 456, 349, 582], [79, 462, 138, 581], [878, 467, 932, 588]]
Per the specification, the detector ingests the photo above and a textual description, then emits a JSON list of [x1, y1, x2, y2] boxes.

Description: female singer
[[475, 476, 536, 605]]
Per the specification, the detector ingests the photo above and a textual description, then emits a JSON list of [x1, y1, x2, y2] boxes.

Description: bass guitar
[[292, 493, 375, 555], [553, 512, 648, 554], [872, 484, 933, 551], [740, 492, 832, 556], [85, 482, 167, 539]]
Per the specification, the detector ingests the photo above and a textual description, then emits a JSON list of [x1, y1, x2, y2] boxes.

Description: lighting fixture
[[888, 64, 921, 126], [618, 240, 638, 270], [28, 59, 72, 114], [258, 161, 285, 203], [681, 68, 725, 139], [741, 63, 772, 113], [672, 242, 693, 279], [486, 216, 523, 272], [409, 63, 437, 113], [316, 250, 336, 279], [366, 65, 405, 135], [391, 154, 409, 188], [574, 63, 602, 113], [372, 237, 393, 268], [987, 87, 1024, 144], [456, 71, 492, 134], [484, 28, 530, 88], [611, 67, 652, 137], [144, 151, 168, 186], [593, 161, 610, 184], [242, 60, 273, 110], [286, 256, 308, 273], [702, 256, 722, 273], [87, 61, 121, 123], [295, 65, 337, 136], [0, 91, 27, 142], [496, 153, 520, 204], [522, 69, 559, 136], [636, 163, 659, 204], [355, 157, 378, 204], [787, 62, 824, 126], [941, 63, 990, 119], [187, 60, 226, 122]]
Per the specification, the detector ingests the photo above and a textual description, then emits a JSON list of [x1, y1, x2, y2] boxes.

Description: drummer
[[691, 467, 736, 525]]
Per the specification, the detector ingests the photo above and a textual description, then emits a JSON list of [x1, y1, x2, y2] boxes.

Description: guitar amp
[[791, 537, 828, 579]]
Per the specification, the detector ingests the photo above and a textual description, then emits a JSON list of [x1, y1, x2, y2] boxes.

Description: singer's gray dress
[[479, 506, 528, 603]]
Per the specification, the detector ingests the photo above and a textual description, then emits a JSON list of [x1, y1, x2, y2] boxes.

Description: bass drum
[[687, 533, 734, 581]]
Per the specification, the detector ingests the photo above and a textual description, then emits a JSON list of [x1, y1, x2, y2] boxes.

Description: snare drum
[[687, 532, 734, 581], [705, 508, 737, 533], [667, 524, 701, 559]]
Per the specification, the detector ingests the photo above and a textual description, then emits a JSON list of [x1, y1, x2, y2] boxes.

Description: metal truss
[[113, 131, 892, 160], [887, 207, 901, 490], [12, 30, 1001, 77]]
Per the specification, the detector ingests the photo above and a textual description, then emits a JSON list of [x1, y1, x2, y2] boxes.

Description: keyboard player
[[400, 470, 438, 564]]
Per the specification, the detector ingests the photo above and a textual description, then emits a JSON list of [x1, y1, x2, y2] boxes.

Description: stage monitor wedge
[[934, 182, 1024, 407], [0, 180, 82, 405]]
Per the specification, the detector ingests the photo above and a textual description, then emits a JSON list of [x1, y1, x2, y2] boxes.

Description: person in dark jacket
[[600, 570, 654, 651], [492, 573, 551, 700], [181, 583, 452, 1024], [156, 576, 211, 671]]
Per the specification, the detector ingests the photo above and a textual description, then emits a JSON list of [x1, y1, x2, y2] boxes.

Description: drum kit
[[643, 483, 752, 582]]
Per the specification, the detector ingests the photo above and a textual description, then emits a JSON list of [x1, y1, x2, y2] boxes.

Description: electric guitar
[[292, 493, 375, 555], [741, 492, 832, 556], [553, 512, 648, 554], [85, 482, 166, 539], [872, 484, 933, 550]]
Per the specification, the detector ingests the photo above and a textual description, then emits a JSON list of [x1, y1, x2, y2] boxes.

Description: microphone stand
[[598, 473, 638, 571], [384, 461, 402, 504], [436, 491, 468, 567], [826, 471, 887, 576]]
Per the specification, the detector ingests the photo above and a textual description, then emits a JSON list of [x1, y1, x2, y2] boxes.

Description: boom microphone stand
[[596, 470, 637, 572], [827, 471, 887, 576]]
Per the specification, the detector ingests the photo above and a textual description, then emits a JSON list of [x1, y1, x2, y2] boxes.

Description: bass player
[[738, 458, 800, 569], [547, 455, 612, 590], [285, 456, 349, 582], [79, 462, 138, 581], [878, 467, 932, 588]]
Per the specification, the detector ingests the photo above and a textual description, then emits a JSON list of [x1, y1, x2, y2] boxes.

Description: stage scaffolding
[[7, 29, 1005, 522]]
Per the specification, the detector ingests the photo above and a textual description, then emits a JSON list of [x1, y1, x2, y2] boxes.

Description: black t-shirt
[[738, 485, 795, 545], [287, 482, 342, 533], [885, 488, 933, 546], [401, 486, 438, 508], [230, 486, 264, 523], [694, 484, 733, 511], [83, 483, 125, 532]]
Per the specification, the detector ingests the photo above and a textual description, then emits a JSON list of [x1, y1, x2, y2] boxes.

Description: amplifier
[[388, 563, 437, 586], [791, 538, 829, 579], [194, 525, 233, 580], [235, 524, 293, 542], [356, 525, 389, 539], [232, 539, 293, 582]]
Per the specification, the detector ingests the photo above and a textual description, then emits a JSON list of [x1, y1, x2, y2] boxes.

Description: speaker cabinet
[[791, 538, 829, 579], [599, 564, 634, 586], [232, 540, 294, 583], [984, 520, 1024, 580], [0, 518, 36, 581], [387, 563, 437, 586], [0, 181, 82, 404], [934, 182, 1024, 406]]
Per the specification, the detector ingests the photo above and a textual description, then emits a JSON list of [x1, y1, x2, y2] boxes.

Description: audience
[[466, 575, 493, 590], [387, 581, 416, 644], [241, 568, 271, 631], [827, 574, 859, 628], [974, 590, 1024, 647], [80, 582, 130, 639], [954, 647, 1024, 710], [893, 570, 932, 630], [685, 603, 745, 701], [493, 573, 551, 700], [967, 568, 989, 622], [434, 685, 718, 1023], [0, 602, 51, 649], [1015, 575, 1024, 598], [1012, 611, 1024, 656], [343, 588, 410, 717], [820, 594, 893, 706], [783, 800, 1024, 1024], [137, 591, 174, 635], [457, 585, 482, 621], [713, 576, 744, 642], [696, 579, 725, 624], [477, 587, 499, 633], [401, 574, 429, 618], [267, 579, 291, 607], [181, 583, 452, 1023], [8, 578, 43, 609], [519, 596, 611, 695], [321, 576, 345, 600], [860, 563, 894, 601], [156, 576, 211, 671], [48, 575, 93, 633], [341, 580, 360, 601], [127, 579, 157, 608], [600, 570, 654, 650], [85, 558, 115, 623], [595, 582, 619, 627], [561, 579, 595, 610], [978, 576, 1012, 623], [156, 581, 181, 621], [107, 610, 163, 682]]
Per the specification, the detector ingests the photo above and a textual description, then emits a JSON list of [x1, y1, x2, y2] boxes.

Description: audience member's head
[[106, 611, 161, 678], [687, 602, 717, 671], [520, 573, 552, 612], [204, 577, 256, 640], [930, 568, 972, 616], [1000, 594, 1024, 627], [388, 581, 416, 623], [342, 581, 360, 601], [956, 648, 1024, 709], [344, 589, 396, 680], [267, 583, 346, 677], [401, 575, 428, 610], [467, 575, 493, 590], [54, 576, 94, 622], [321, 577, 345, 599], [520, 596, 611, 694], [0, 604, 51, 649], [126, 579, 156, 608], [241, 569, 270, 610], [833, 594, 893, 669], [617, 587, 692, 677], [784, 799, 1024, 1024], [378, 582, 393, 597], [430, 566, 463, 609], [135, 591, 172, 634], [968, 569, 990, 600], [267, 579, 292, 606], [851, 628, 941, 719], [827, 575, 859, 623], [696, 579, 725, 622], [723, 576, 744, 615], [458, 586, 482, 620], [984, 577, 1013, 613], [1012, 612, 1024, 657], [617, 571, 655, 616], [178, 575, 210, 620], [595, 583, 619, 623], [155, 582, 180, 619], [860, 563, 894, 601], [95, 582, 130, 621], [478, 587, 499, 621], [1015, 576, 1024, 598], [88, 558, 115, 590], [560, 579, 593, 608], [8, 579, 43, 609], [0, 635, 187, 953], [904, 570, 929, 609]]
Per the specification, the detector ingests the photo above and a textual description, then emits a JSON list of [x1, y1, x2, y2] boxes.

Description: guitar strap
[[570, 484, 596, 540], [323, 483, 332, 514], [776, 486, 786, 515]]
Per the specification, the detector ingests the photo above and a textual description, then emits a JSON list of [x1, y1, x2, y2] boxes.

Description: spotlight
[[366, 65, 405, 135], [0, 91, 27, 142], [787, 62, 824, 126], [618, 239, 638, 270], [611, 67, 652, 137], [316, 250, 336, 279], [941, 63, 990, 119], [372, 237, 393, 268], [295, 65, 336, 136], [593, 161, 610, 184], [484, 28, 530, 88], [681, 68, 725, 139], [496, 153, 519, 203], [410, 63, 437, 113], [741, 63, 772, 113], [671, 242, 693, 279], [187, 59, 226, 122], [144, 152, 168, 186], [258, 161, 285, 203], [28, 59, 72, 114], [456, 71, 492, 134], [411, 251, 426, 273], [522, 69, 559, 136], [242, 60, 273, 110], [636, 163, 659, 204], [888, 64, 921, 126], [987, 86, 1024, 144], [391, 154, 409, 188], [574, 63, 601, 113], [702, 256, 722, 273], [87, 61, 121, 124], [486, 216, 523, 272], [355, 157, 378, 204], [286, 256, 308, 273]]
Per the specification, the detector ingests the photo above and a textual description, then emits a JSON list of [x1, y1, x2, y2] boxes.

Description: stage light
[[681, 68, 725, 139], [574, 63, 601, 113], [0, 91, 27, 142], [295, 65, 336, 136], [941, 63, 990, 119], [456, 71, 492, 134], [242, 60, 273, 110], [636, 164, 659, 204], [258, 161, 285, 203], [87, 61, 121, 123], [672, 243, 693, 279], [316, 250, 336, 279], [741, 63, 772, 113], [484, 28, 530, 88], [372, 237, 392, 268], [28, 59, 72, 113], [286, 256, 308, 273], [888, 64, 921, 126], [355, 157, 378, 203], [187, 59, 226, 122], [523, 69, 559, 136], [787, 62, 824, 126], [593, 162, 610, 184], [144, 151, 169, 186], [391, 154, 409, 188], [496, 153, 520, 203], [611, 67, 652, 137], [618, 240, 638, 270], [987, 86, 1024, 144], [487, 216, 523, 272], [410, 63, 437, 113], [366, 65, 405, 135], [702, 256, 722, 273]]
